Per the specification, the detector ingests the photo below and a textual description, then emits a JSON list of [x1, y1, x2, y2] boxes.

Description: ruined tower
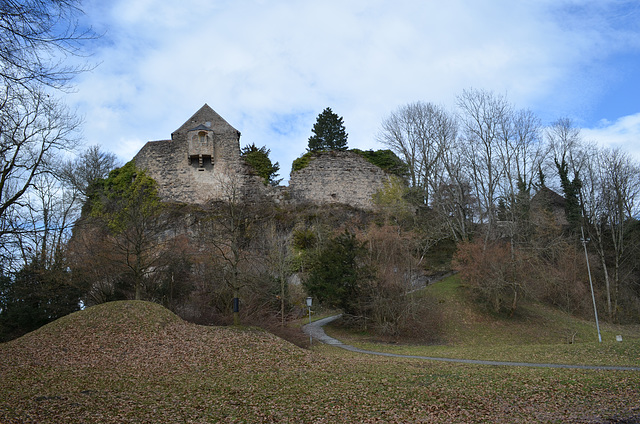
[[134, 104, 266, 204]]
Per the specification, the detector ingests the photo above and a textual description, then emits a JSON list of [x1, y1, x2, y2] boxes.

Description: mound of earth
[[1, 300, 311, 372]]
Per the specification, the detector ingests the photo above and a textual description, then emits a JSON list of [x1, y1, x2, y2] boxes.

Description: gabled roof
[[531, 186, 566, 209], [172, 104, 239, 138]]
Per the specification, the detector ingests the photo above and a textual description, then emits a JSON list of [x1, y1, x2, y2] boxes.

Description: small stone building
[[133, 105, 389, 209], [530, 186, 569, 229], [134, 104, 267, 204]]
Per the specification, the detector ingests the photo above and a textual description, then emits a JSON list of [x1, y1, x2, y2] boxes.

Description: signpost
[[306, 297, 312, 345]]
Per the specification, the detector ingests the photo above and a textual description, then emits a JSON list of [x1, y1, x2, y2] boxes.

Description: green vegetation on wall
[[292, 149, 410, 176], [87, 160, 162, 233], [350, 148, 409, 180], [291, 151, 316, 172]]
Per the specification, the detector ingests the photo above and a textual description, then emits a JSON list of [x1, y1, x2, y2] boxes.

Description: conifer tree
[[241, 143, 281, 186], [307, 107, 348, 152]]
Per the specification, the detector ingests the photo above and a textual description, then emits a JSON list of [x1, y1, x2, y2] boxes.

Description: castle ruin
[[133, 104, 390, 209]]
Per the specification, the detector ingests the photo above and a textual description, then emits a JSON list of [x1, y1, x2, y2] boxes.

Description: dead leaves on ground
[[1, 301, 638, 423]]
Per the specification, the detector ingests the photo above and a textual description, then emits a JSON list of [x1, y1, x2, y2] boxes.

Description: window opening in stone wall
[[188, 130, 214, 169]]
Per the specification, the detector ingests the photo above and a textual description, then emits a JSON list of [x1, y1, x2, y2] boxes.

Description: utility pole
[[581, 226, 602, 343]]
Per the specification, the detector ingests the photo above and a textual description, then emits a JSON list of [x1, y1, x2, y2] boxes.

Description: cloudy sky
[[69, 0, 640, 182]]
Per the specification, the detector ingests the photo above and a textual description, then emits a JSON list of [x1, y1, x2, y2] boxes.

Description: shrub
[[453, 240, 531, 316]]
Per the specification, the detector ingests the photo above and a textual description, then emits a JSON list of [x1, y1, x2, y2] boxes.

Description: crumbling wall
[[132, 106, 388, 210], [287, 151, 389, 210]]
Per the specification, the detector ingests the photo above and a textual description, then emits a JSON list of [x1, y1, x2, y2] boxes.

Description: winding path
[[303, 315, 640, 371]]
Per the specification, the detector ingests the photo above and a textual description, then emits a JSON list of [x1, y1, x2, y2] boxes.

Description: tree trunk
[[597, 247, 612, 319]]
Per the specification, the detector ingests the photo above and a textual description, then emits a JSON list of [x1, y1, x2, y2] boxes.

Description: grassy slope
[[1, 299, 639, 423], [327, 276, 640, 367]]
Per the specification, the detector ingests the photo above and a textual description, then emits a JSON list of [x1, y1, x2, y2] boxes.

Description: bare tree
[[545, 118, 589, 230], [59, 145, 120, 198], [0, 0, 95, 89], [546, 118, 585, 176], [582, 146, 640, 320], [0, 0, 95, 269], [266, 222, 293, 326], [429, 110, 474, 242], [377, 102, 449, 205], [457, 88, 512, 243], [509, 109, 546, 195], [602, 149, 640, 319], [494, 108, 546, 248], [1, 145, 118, 277], [0, 88, 80, 267], [198, 174, 273, 325]]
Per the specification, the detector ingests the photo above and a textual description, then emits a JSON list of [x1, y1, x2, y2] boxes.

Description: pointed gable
[[172, 104, 240, 140]]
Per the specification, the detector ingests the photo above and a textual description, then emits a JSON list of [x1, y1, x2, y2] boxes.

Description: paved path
[[302, 315, 640, 371]]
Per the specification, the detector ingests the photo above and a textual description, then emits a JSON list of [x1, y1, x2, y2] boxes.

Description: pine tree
[[308, 107, 348, 152]]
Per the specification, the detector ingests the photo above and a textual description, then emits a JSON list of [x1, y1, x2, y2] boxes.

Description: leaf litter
[[1, 301, 639, 423]]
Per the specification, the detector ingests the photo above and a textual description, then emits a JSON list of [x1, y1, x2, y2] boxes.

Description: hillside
[[427, 276, 640, 346], [2, 300, 640, 423], [326, 276, 640, 367], [0, 301, 320, 423]]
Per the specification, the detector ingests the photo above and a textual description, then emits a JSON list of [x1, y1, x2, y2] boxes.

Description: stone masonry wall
[[133, 105, 388, 210], [287, 151, 389, 210], [134, 105, 268, 205]]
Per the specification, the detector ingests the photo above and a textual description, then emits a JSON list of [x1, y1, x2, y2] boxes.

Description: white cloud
[[70, 0, 640, 181], [582, 114, 640, 162]]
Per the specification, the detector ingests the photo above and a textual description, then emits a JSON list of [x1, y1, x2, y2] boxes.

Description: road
[[303, 314, 640, 371]]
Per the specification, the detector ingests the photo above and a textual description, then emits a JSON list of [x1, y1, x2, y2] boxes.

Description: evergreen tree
[[0, 258, 81, 341], [303, 231, 367, 315], [308, 107, 348, 152], [241, 143, 281, 186]]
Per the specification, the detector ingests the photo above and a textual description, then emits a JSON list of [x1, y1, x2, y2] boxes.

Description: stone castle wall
[[133, 105, 388, 210], [134, 105, 269, 205], [288, 151, 389, 210]]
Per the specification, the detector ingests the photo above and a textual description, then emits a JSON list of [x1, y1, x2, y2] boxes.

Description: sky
[[68, 0, 640, 183]]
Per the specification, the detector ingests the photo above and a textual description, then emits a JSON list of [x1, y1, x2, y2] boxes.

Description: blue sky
[[69, 0, 640, 182]]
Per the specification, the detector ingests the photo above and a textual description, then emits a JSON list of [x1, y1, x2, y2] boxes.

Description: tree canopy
[[307, 107, 348, 152]]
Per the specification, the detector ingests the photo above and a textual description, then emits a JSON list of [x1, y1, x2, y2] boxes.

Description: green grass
[[325, 276, 640, 367], [1, 298, 639, 423]]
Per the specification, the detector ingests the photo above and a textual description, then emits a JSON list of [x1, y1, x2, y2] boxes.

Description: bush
[[453, 240, 530, 316], [303, 231, 368, 316], [241, 143, 281, 186]]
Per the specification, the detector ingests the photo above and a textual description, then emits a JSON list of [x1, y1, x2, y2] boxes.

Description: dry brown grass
[[1, 300, 639, 423]]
